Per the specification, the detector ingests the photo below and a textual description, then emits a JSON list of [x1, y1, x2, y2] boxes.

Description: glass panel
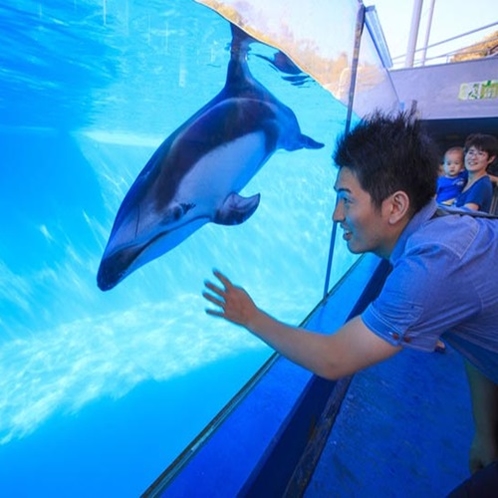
[[353, 5, 400, 117], [0, 0, 362, 495]]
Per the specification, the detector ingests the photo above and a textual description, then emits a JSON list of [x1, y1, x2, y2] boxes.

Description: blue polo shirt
[[454, 175, 493, 212], [362, 199, 498, 383]]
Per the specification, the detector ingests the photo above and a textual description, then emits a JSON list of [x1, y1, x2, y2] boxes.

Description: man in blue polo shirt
[[202, 111, 498, 486]]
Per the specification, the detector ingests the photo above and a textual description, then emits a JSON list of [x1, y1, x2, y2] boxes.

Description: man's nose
[[332, 199, 343, 222]]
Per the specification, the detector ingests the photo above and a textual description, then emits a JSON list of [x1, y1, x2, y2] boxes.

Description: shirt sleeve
[[362, 242, 481, 351]]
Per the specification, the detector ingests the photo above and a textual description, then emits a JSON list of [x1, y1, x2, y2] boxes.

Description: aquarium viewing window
[[0, 0, 398, 496]]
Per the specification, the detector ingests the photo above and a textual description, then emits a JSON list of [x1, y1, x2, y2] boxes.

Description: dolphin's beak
[[97, 215, 206, 291], [97, 246, 139, 291]]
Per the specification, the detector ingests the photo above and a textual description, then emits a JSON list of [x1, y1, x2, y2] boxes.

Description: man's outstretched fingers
[[213, 269, 232, 289]]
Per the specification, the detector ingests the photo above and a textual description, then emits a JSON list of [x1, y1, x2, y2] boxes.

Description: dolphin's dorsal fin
[[213, 192, 261, 226], [284, 133, 324, 152], [300, 134, 324, 150]]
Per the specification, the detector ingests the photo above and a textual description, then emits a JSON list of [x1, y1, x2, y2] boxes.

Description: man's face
[[333, 167, 393, 258]]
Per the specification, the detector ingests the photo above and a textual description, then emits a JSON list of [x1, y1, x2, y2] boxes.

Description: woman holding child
[[454, 134, 497, 213]]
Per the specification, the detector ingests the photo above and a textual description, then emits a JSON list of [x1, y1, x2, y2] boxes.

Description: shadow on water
[[0, 128, 105, 271]]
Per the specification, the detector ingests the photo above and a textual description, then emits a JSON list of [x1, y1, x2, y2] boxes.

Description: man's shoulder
[[407, 209, 497, 259]]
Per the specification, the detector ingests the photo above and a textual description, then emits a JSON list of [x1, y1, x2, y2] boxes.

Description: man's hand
[[203, 269, 258, 327]]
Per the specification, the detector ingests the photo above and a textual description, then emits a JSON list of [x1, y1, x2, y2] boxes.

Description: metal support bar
[[405, 0, 423, 67], [322, 4, 365, 298], [420, 0, 436, 65]]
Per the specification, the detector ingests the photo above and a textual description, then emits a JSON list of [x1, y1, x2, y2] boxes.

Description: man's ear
[[487, 155, 497, 167], [386, 191, 410, 224]]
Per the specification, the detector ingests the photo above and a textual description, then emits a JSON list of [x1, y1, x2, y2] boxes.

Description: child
[[436, 146, 466, 205]]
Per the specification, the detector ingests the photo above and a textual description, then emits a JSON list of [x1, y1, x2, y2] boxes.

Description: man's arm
[[203, 270, 401, 380], [465, 360, 498, 473]]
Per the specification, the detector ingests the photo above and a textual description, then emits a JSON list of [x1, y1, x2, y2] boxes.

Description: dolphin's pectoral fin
[[213, 193, 261, 226]]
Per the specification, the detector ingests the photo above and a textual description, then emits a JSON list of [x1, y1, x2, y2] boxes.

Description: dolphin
[[97, 24, 324, 291]]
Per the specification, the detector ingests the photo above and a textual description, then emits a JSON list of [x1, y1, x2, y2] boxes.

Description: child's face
[[443, 151, 464, 177]]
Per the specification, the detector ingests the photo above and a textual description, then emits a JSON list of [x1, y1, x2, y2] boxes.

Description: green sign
[[459, 80, 498, 100]]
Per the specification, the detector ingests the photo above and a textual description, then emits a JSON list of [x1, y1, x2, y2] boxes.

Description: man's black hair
[[333, 110, 440, 214]]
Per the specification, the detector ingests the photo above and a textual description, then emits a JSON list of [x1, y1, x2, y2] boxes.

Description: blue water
[[0, 1, 359, 495]]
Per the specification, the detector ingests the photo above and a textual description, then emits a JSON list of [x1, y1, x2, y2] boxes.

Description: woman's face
[[465, 146, 494, 174]]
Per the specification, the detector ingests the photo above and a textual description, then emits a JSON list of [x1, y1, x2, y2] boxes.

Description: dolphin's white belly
[[176, 131, 268, 213]]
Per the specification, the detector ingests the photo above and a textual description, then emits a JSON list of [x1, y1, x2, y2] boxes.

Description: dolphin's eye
[[182, 202, 195, 211], [180, 203, 195, 216], [172, 206, 183, 221], [168, 203, 195, 222]]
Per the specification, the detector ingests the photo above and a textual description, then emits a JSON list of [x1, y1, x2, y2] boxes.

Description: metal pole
[[420, 0, 436, 65], [323, 221, 338, 298], [323, 4, 365, 298], [405, 0, 423, 67]]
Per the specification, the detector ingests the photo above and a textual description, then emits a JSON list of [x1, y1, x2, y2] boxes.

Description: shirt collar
[[390, 198, 438, 264]]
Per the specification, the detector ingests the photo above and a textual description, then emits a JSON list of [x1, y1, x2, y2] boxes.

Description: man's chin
[[346, 242, 362, 254]]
